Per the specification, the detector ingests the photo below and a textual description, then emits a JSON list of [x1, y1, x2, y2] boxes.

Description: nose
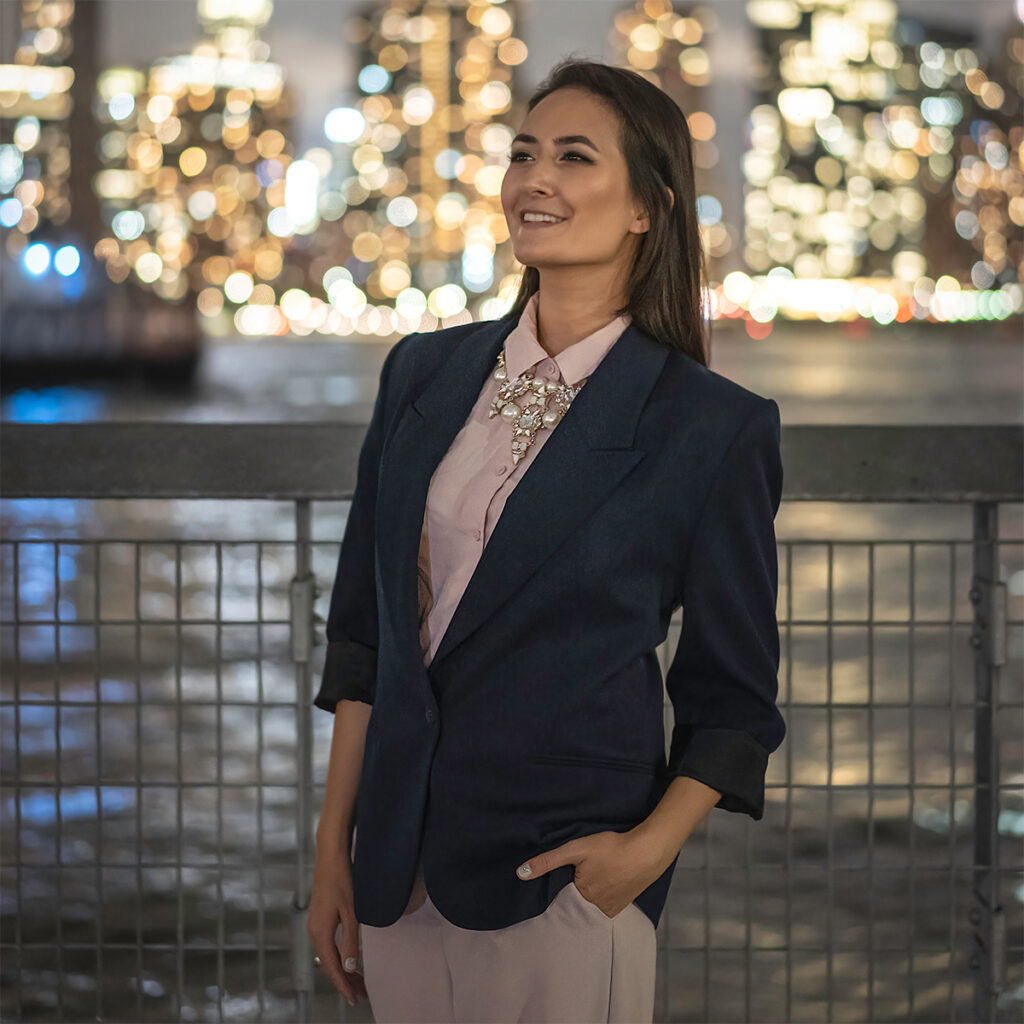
[[519, 157, 554, 195], [522, 179, 555, 207]]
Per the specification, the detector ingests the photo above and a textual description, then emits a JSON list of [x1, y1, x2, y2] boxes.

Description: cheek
[[587, 183, 628, 215]]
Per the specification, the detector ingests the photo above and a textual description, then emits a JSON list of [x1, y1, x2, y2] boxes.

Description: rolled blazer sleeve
[[313, 334, 416, 713], [664, 397, 785, 819]]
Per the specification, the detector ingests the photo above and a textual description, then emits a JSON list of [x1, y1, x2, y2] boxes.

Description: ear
[[632, 187, 674, 233]]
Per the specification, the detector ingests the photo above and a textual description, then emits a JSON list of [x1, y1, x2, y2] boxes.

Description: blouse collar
[[503, 291, 631, 386]]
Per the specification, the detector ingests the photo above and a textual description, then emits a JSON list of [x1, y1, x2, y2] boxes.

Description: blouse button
[[496, 464, 507, 475], [474, 529, 482, 541]]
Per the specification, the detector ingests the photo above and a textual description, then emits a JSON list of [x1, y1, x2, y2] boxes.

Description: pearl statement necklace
[[488, 347, 589, 465]]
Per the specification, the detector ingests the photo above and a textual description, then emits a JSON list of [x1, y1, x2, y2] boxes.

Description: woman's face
[[500, 86, 650, 277]]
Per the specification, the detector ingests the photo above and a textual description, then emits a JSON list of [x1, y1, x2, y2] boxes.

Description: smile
[[520, 214, 568, 227]]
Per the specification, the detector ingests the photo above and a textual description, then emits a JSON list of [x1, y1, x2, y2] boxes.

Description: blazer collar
[[410, 313, 667, 451], [378, 315, 671, 680]]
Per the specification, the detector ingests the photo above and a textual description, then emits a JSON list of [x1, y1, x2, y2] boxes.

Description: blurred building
[[95, 0, 529, 343], [929, 16, 1024, 299], [92, 0, 297, 351], [606, 1, 733, 279], [736, 0, 1022, 325], [284, 0, 528, 339], [0, 0, 203, 384], [2, 0, 1020, 364]]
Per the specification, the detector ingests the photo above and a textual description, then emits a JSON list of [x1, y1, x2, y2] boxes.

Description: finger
[[310, 923, 357, 1005], [336, 913, 368, 1002], [317, 948, 358, 1004], [350, 962, 369, 1004]]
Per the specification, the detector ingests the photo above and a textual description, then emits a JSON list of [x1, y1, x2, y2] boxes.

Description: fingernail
[[516, 862, 532, 878], [344, 957, 358, 971], [347, 996, 356, 1007]]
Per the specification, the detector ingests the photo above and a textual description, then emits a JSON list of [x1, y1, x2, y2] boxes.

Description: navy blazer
[[313, 313, 785, 932]]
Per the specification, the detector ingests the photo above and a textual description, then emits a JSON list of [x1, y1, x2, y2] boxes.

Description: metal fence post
[[290, 499, 318, 1023], [969, 501, 1006, 1023]]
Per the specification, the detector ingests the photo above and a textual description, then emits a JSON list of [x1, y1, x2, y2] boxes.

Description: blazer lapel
[[376, 316, 671, 681], [376, 317, 515, 679]]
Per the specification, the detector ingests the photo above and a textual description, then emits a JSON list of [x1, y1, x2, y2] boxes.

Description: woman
[[307, 59, 786, 1022]]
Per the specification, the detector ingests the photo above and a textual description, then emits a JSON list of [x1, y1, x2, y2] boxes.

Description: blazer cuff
[[667, 725, 771, 819], [313, 638, 377, 712]]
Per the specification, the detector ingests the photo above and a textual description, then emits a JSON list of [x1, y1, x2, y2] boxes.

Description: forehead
[[519, 88, 619, 146]]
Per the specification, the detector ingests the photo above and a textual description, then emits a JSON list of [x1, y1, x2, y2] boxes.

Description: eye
[[508, 150, 592, 163]]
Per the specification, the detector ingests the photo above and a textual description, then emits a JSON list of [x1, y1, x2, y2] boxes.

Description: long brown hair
[[503, 58, 710, 366]]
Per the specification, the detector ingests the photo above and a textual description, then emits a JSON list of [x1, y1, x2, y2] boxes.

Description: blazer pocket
[[528, 753, 658, 776]]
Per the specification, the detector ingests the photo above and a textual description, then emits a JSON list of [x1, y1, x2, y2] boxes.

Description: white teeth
[[522, 213, 565, 223]]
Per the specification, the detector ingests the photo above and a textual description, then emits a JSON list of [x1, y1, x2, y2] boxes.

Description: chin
[[511, 253, 559, 269]]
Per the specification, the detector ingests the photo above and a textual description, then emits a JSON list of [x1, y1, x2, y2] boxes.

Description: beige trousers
[[359, 863, 657, 1023]]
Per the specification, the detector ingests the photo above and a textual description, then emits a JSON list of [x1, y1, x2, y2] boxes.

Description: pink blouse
[[417, 292, 632, 667]]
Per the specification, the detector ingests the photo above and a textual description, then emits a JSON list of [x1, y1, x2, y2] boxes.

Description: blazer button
[[425, 707, 435, 724]]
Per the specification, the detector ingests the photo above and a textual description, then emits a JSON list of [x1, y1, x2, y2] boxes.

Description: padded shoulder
[[387, 316, 513, 382]]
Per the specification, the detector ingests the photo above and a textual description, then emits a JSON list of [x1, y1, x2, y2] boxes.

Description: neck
[[533, 269, 629, 357]]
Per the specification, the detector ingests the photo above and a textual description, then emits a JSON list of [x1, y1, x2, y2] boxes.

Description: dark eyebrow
[[511, 133, 600, 153]]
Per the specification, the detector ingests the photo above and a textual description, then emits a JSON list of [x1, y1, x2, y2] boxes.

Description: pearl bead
[[489, 349, 587, 466]]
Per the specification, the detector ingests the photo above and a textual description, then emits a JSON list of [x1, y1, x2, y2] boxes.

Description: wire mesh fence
[[1, 424, 1021, 1022]]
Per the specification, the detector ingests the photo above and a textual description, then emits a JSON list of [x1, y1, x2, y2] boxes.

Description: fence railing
[[1, 422, 1021, 1023]]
